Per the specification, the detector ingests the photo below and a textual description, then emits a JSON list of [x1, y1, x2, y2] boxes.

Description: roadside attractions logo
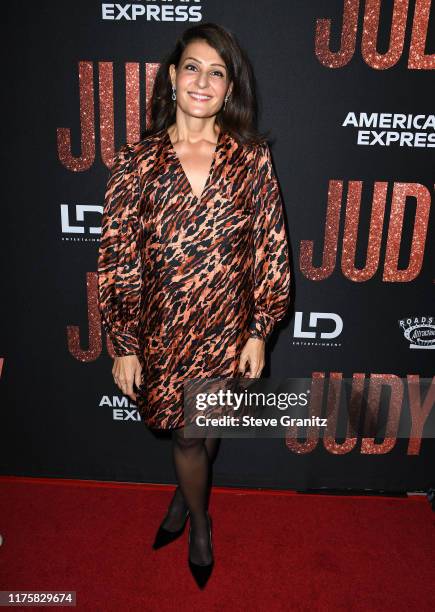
[[399, 316, 435, 349]]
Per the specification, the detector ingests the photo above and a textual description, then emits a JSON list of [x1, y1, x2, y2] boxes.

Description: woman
[[97, 22, 291, 588]]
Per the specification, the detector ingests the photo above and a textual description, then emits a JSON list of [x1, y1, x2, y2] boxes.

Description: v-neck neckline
[[165, 127, 224, 201]]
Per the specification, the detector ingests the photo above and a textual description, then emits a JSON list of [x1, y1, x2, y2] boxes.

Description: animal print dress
[[97, 127, 291, 429]]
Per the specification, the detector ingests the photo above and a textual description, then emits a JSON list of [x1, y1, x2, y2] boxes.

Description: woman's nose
[[196, 70, 210, 88]]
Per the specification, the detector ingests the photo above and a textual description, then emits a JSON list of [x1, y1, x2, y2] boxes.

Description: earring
[[171, 84, 176, 101], [224, 94, 230, 110]]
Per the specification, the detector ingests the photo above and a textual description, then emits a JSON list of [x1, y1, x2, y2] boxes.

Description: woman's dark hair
[[141, 22, 267, 146]]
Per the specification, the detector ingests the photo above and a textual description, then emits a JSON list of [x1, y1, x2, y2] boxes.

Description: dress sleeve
[[97, 143, 143, 357], [248, 141, 291, 342]]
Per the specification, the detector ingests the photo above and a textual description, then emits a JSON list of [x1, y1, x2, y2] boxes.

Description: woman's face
[[170, 39, 232, 120]]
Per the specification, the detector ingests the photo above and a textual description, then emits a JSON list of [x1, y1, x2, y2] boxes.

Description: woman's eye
[[184, 64, 225, 78]]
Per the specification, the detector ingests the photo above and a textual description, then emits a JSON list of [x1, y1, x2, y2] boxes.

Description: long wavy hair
[[141, 22, 267, 146]]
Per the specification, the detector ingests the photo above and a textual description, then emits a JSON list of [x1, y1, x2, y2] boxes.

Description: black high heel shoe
[[188, 512, 214, 589], [152, 508, 190, 550]]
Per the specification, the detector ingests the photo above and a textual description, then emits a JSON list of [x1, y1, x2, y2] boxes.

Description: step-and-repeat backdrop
[[2, 1, 434, 491]]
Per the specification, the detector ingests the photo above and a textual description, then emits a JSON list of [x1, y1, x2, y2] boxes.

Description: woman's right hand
[[112, 354, 142, 401]]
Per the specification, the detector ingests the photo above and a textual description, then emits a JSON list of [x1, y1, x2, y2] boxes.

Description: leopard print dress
[[97, 127, 291, 429]]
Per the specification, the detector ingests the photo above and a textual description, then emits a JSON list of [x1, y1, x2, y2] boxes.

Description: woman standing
[[97, 22, 291, 588]]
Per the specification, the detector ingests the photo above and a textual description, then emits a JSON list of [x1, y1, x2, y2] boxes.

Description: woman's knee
[[172, 428, 205, 452]]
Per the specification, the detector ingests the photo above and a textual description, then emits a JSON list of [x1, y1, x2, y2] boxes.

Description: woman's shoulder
[[239, 135, 271, 162], [226, 134, 269, 165], [239, 138, 271, 170], [110, 129, 165, 170], [252, 137, 275, 165]]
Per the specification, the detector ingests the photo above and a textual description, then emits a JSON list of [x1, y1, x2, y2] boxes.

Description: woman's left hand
[[238, 337, 265, 378]]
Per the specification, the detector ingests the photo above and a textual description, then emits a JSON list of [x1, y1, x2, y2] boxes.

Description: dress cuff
[[109, 329, 141, 357], [248, 312, 275, 342]]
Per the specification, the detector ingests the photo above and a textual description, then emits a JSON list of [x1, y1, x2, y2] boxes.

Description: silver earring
[[171, 84, 176, 101], [224, 94, 230, 110]]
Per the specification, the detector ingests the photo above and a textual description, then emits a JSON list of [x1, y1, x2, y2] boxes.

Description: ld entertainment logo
[[61, 204, 102, 242], [399, 316, 435, 349], [293, 311, 343, 346]]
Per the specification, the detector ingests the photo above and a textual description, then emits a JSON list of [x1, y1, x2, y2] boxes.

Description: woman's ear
[[169, 64, 176, 87]]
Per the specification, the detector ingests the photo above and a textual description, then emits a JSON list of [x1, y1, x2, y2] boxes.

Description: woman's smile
[[188, 91, 213, 101]]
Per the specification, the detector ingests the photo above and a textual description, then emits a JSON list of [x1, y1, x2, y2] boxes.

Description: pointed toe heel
[[188, 513, 214, 589], [188, 558, 214, 589], [152, 509, 189, 550]]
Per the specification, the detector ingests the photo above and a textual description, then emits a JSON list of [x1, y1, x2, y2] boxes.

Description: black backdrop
[[2, 1, 434, 491]]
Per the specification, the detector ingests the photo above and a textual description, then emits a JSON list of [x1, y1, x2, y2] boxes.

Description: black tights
[[162, 431, 220, 564]]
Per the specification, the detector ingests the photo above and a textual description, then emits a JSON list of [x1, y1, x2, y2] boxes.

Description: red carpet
[[0, 477, 434, 611]]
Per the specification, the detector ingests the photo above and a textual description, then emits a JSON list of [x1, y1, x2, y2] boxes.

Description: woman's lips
[[188, 92, 212, 102]]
